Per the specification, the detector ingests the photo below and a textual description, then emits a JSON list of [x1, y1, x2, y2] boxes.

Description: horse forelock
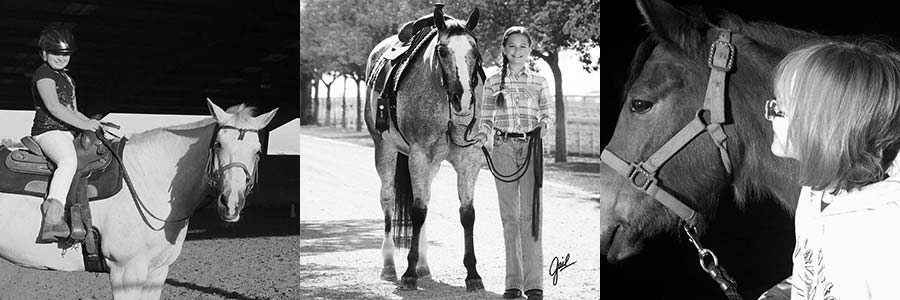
[[224, 104, 259, 125]]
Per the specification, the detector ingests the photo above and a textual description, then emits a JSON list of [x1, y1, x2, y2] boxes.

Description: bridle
[[100, 123, 264, 232], [433, 30, 486, 148], [600, 29, 743, 300], [206, 124, 261, 198]]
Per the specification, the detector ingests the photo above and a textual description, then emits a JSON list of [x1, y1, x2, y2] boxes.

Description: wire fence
[[315, 95, 602, 157]]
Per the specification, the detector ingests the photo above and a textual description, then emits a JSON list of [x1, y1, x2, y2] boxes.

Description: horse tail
[[392, 152, 414, 249]]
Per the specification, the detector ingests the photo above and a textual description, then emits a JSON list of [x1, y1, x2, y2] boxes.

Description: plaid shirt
[[478, 68, 554, 136]]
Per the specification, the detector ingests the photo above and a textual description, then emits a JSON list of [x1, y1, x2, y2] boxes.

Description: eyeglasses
[[765, 99, 785, 121]]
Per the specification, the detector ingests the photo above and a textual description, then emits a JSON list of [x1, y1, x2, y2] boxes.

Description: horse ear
[[636, 0, 709, 51], [466, 8, 480, 31], [433, 6, 447, 30], [255, 107, 279, 129], [206, 98, 230, 122]]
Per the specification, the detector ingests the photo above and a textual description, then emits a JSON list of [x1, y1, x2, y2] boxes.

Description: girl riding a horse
[[474, 26, 553, 300], [32, 24, 103, 243]]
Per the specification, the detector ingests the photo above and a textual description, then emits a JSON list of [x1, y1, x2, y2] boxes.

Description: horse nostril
[[218, 195, 227, 207]]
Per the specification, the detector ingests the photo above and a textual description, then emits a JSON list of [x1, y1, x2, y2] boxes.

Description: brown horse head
[[600, 0, 818, 263]]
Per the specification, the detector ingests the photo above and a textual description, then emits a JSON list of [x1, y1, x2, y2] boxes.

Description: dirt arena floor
[[298, 126, 601, 300], [0, 207, 301, 300]]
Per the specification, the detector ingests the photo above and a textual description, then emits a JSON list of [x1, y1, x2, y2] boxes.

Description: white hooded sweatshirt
[[790, 158, 900, 300]]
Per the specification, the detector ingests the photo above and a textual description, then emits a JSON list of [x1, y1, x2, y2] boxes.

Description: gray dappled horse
[[600, 0, 824, 297], [364, 7, 486, 291]]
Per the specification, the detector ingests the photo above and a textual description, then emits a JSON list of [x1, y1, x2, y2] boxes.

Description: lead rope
[[683, 224, 742, 300]]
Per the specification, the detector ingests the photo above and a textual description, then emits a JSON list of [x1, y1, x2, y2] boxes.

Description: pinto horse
[[600, 0, 830, 297], [0, 99, 277, 299], [364, 6, 486, 291]]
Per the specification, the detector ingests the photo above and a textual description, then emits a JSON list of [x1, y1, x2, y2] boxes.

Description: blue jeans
[[491, 135, 543, 292]]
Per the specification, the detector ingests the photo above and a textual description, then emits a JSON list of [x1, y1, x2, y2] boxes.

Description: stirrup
[[69, 204, 87, 241]]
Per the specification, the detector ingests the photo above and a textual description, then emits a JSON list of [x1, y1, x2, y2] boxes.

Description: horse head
[[431, 6, 482, 117], [206, 98, 278, 222], [600, 0, 816, 263]]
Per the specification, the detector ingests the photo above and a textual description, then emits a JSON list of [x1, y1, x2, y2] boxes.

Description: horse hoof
[[399, 276, 417, 290], [416, 266, 431, 279], [381, 266, 398, 282], [465, 278, 485, 292]]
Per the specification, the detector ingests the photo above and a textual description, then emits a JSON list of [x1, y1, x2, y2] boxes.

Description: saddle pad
[[0, 141, 126, 201]]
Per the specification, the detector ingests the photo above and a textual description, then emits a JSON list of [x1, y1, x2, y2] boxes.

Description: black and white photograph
[[298, 0, 599, 299], [0, 1, 300, 299], [602, 0, 900, 299]]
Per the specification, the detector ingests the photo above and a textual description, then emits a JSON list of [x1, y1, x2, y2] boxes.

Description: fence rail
[[316, 95, 602, 157]]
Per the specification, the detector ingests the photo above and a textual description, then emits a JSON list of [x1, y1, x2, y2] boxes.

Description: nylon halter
[[600, 28, 741, 299], [206, 124, 261, 197], [602, 28, 734, 229]]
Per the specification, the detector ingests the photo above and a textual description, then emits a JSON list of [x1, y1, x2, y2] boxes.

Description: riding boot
[[38, 198, 70, 243], [69, 202, 87, 241]]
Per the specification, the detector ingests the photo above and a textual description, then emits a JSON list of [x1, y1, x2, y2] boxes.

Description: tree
[[321, 70, 339, 126]]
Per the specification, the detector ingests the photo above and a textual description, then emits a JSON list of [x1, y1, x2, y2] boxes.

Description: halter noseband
[[206, 124, 262, 197]]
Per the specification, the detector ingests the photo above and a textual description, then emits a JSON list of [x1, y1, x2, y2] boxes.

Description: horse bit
[[600, 29, 743, 300]]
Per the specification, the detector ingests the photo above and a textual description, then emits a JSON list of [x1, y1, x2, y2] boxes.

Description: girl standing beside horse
[[764, 39, 900, 299], [474, 26, 553, 300]]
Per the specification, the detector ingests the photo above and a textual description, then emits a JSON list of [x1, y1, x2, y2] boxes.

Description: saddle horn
[[433, 3, 447, 31], [466, 8, 480, 31]]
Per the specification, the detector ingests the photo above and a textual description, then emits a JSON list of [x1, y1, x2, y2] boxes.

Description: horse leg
[[375, 142, 398, 282], [139, 266, 169, 300], [110, 261, 150, 300], [456, 160, 484, 291], [416, 222, 431, 279], [399, 151, 440, 290]]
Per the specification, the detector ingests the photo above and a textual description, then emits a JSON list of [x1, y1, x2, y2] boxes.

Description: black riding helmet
[[38, 25, 76, 55]]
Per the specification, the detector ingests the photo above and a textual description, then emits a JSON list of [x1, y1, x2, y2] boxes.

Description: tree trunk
[[544, 50, 567, 162], [356, 78, 363, 132], [325, 84, 333, 127], [299, 71, 315, 125], [341, 75, 348, 129], [313, 78, 321, 126]]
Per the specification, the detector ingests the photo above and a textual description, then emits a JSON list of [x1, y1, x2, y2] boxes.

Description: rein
[[97, 123, 261, 231], [601, 29, 742, 299]]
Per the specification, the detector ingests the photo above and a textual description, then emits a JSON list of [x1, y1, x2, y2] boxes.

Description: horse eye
[[630, 100, 654, 113], [214, 141, 222, 149], [438, 46, 449, 57]]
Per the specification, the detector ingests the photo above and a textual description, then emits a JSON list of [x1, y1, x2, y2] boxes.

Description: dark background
[[601, 1, 898, 299], [0, 0, 299, 130]]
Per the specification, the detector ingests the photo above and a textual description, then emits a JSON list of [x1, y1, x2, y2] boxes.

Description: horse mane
[[128, 118, 217, 145]]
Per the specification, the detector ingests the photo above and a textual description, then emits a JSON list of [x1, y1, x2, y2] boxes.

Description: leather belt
[[495, 129, 527, 139]]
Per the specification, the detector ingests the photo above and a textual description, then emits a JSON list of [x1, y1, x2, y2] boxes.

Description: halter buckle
[[706, 40, 735, 72], [628, 163, 656, 191]]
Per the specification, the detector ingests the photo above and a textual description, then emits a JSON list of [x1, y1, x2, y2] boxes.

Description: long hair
[[772, 39, 900, 192], [496, 26, 532, 108]]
